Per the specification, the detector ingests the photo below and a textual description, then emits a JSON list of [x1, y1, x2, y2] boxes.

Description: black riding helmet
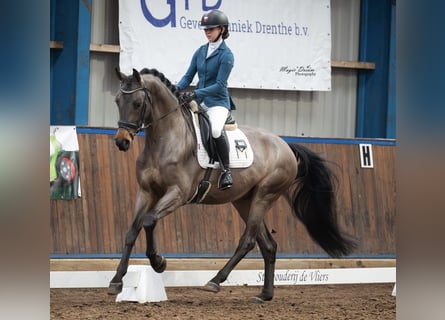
[[200, 10, 230, 39]]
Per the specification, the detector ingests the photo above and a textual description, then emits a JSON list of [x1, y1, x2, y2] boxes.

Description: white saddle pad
[[189, 109, 254, 169]]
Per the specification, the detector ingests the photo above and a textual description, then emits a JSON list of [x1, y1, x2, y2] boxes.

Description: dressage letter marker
[[359, 144, 374, 168]]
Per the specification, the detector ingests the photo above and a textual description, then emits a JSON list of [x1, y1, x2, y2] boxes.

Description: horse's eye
[[133, 101, 142, 109]]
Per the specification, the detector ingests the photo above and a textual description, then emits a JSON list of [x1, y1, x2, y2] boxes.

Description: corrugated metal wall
[[88, 1, 361, 138]]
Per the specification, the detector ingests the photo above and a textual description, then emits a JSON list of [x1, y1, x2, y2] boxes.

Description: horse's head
[[114, 68, 152, 151]]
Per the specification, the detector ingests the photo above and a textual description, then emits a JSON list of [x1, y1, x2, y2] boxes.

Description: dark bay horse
[[109, 68, 355, 303]]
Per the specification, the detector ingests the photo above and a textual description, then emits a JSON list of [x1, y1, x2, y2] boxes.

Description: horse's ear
[[115, 67, 126, 81], [133, 68, 142, 85]]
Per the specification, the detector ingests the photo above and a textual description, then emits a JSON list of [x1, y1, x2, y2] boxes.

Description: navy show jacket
[[177, 41, 234, 110]]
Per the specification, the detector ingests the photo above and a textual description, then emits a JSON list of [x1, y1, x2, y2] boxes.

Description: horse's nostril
[[115, 138, 131, 151]]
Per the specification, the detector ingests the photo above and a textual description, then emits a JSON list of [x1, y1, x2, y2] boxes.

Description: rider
[[177, 9, 235, 190]]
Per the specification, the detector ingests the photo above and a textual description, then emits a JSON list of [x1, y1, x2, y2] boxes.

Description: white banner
[[119, 0, 331, 91]]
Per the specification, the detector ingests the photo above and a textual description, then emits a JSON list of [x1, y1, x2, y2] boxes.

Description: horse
[[108, 67, 356, 303]]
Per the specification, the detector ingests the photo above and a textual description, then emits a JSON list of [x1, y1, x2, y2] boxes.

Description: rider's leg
[[207, 106, 233, 190]]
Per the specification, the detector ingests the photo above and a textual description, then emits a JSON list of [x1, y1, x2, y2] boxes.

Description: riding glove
[[180, 91, 197, 103]]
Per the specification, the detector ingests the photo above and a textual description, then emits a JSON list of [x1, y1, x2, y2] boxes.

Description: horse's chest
[[138, 167, 160, 186], [138, 166, 177, 191]]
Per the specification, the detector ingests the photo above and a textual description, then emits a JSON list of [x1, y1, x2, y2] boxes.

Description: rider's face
[[204, 27, 222, 42]]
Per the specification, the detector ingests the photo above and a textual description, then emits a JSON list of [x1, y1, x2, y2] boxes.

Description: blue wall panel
[[51, 0, 78, 124], [356, 0, 392, 138], [386, 3, 396, 138], [50, 0, 91, 125], [75, 0, 92, 125]]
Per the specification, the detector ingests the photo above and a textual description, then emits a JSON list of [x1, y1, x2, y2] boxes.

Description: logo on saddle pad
[[188, 107, 254, 169], [197, 131, 254, 169]]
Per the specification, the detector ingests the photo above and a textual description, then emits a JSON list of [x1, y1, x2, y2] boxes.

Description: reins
[[118, 84, 179, 138]]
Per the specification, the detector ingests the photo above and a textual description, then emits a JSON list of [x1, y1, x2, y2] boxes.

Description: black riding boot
[[214, 131, 233, 190]]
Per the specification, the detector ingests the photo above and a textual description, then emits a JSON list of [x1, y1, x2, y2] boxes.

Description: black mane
[[139, 68, 195, 140], [140, 68, 181, 99]]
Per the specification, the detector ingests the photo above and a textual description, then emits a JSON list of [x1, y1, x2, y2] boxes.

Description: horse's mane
[[139, 68, 181, 99], [139, 68, 197, 145]]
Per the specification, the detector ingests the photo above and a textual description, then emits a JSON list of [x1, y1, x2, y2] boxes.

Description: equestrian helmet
[[200, 10, 228, 28], [200, 10, 229, 38]]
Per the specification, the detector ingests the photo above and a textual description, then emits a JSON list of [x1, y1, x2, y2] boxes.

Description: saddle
[[185, 101, 253, 204], [188, 101, 237, 161]]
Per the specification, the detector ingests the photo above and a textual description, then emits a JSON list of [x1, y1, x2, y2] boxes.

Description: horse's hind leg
[[250, 223, 277, 303], [202, 199, 252, 292], [204, 198, 277, 303], [203, 222, 258, 293]]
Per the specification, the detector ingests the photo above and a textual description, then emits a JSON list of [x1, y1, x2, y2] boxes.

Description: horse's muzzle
[[115, 138, 131, 151], [114, 129, 133, 152]]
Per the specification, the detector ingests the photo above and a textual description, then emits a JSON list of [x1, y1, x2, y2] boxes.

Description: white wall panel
[[88, 0, 120, 128]]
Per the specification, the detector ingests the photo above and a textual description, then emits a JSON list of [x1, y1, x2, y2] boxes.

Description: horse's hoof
[[152, 257, 167, 273], [249, 294, 273, 303], [203, 281, 220, 293], [108, 282, 123, 295], [249, 296, 265, 304]]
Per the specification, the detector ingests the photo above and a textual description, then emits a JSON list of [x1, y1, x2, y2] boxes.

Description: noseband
[[118, 84, 179, 138]]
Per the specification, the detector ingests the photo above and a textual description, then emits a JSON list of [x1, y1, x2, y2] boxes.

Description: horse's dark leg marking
[[109, 187, 184, 294], [204, 223, 258, 291], [108, 217, 143, 295], [251, 223, 277, 303], [202, 200, 250, 292], [203, 195, 280, 303], [143, 213, 166, 273], [108, 191, 151, 295], [203, 199, 264, 288], [143, 186, 185, 273]]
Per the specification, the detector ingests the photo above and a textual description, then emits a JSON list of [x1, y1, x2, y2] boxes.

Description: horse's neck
[[143, 85, 194, 159], [146, 78, 180, 122], [143, 112, 194, 164]]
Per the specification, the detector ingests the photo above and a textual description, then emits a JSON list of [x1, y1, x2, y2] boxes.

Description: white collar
[[208, 38, 223, 50]]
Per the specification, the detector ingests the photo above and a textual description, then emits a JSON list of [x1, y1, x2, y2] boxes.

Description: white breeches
[[206, 106, 229, 138]]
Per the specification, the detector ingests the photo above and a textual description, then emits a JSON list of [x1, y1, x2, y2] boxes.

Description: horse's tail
[[287, 142, 356, 257]]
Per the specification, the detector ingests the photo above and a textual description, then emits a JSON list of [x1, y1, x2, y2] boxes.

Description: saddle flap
[[186, 102, 254, 169]]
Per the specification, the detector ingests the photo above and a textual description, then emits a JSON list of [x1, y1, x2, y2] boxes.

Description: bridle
[[118, 84, 179, 139]]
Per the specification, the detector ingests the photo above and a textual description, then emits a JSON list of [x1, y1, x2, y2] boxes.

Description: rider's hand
[[179, 91, 197, 103], [171, 84, 180, 93]]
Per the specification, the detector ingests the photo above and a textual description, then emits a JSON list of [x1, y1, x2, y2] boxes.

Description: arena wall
[[50, 129, 395, 259]]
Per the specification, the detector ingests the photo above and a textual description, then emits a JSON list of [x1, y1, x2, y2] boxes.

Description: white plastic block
[[116, 265, 168, 303]]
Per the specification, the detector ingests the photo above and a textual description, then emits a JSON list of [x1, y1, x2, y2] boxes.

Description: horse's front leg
[[108, 190, 153, 295], [143, 186, 186, 273], [143, 214, 166, 273]]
